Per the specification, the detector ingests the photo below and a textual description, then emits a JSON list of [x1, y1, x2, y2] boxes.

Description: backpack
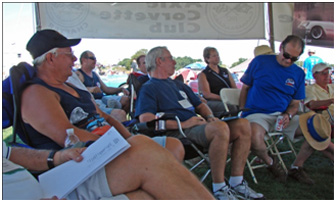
[[2, 62, 36, 146]]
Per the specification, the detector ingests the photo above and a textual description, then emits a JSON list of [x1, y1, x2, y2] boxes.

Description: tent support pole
[[268, 2, 275, 52]]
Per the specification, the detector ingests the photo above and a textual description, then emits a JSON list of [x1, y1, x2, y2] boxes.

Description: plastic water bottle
[[64, 128, 86, 148]]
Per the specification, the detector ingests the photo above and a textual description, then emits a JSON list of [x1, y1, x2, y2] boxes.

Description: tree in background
[[118, 49, 148, 70], [174, 56, 202, 70], [230, 58, 247, 68]]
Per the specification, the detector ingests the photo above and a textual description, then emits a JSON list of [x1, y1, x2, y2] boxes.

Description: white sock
[[213, 182, 226, 192], [229, 176, 243, 187], [269, 157, 273, 166], [291, 164, 299, 170]]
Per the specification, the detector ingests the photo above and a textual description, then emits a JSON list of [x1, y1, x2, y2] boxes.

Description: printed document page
[[39, 127, 130, 198]]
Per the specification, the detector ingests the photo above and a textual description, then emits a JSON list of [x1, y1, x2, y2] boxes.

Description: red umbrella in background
[[175, 68, 198, 84]]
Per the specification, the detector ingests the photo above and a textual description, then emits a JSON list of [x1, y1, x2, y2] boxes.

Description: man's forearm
[[10, 147, 52, 171]]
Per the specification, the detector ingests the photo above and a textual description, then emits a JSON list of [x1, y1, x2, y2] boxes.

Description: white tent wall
[[272, 3, 294, 42], [36, 3, 271, 40]]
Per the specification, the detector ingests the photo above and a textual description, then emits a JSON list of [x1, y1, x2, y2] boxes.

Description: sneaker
[[213, 185, 238, 200], [288, 167, 314, 185], [232, 180, 265, 200], [267, 155, 287, 182]]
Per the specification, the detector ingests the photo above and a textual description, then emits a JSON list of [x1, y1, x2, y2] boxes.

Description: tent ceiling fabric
[[37, 2, 271, 40]]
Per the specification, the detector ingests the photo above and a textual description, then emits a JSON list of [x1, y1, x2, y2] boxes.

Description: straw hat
[[299, 111, 331, 151], [254, 45, 274, 57]]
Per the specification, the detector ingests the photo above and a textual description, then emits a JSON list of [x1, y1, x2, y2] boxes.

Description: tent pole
[[268, 2, 275, 52], [34, 3, 41, 31]]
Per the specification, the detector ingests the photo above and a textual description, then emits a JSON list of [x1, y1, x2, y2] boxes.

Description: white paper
[[38, 127, 130, 199]]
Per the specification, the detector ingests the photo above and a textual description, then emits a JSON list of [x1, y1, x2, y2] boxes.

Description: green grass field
[[189, 138, 334, 200], [3, 127, 334, 200]]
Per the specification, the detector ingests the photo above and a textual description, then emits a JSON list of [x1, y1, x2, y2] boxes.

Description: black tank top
[[24, 77, 98, 150], [78, 69, 104, 99], [202, 66, 231, 95]]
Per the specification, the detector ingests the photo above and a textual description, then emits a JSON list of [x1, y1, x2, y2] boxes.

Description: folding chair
[[131, 113, 211, 182], [220, 88, 297, 184], [2, 62, 36, 147]]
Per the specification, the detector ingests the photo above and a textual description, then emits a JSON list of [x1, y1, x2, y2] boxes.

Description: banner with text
[[37, 3, 265, 40]]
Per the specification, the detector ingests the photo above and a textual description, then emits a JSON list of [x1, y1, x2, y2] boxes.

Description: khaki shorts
[[67, 168, 128, 200], [165, 124, 209, 148], [245, 112, 299, 141]]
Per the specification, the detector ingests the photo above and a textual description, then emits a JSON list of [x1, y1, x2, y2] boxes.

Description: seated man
[[239, 35, 306, 182], [21, 29, 184, 163], [66, 71, 127, 122], [135, 46, 264, 200], [288, 63, 334, 184], [75, 50, 130, 113], [3, 141, 214, 200]]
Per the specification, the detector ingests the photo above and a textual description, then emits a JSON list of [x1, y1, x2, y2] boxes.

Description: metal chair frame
[[220, 88, 297, 184]]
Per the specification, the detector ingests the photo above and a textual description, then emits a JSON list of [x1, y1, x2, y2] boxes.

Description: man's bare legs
[[204, 121, 230, 183], [165, 137, 185, 162], [250, 123, 272, 165], [293, 140, 334, 167], [104, 135, 214, 200], [227, 118, 251, 176], [120, 96, 130, 113], [110, 109, 127, 122]]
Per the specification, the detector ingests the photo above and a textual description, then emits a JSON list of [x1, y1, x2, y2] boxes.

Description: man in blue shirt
[[239, 35, 306, 182], [303, 49, 323, 85], [135, 46, 264, 200]]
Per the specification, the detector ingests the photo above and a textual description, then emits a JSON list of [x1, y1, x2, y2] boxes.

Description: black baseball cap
[[26, 29, 81, 59]]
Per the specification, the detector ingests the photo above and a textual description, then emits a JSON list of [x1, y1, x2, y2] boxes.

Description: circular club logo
[[46, 3, 90, 28], [206, 3, 262, 36]]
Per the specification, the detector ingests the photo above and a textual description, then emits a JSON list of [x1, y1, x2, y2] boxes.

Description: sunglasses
[[282, 50, 299, 62], [86, 56, 96, 60]]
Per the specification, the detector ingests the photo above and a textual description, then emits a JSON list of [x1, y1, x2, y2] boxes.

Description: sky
[[2, 2, 335, 78]]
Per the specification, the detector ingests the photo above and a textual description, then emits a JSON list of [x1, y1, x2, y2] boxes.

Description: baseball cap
[[312, 63, 331, 74], [26, 29, 81, 59]]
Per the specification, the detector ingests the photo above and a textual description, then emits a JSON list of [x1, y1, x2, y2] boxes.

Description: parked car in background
[[298, 20, 334, 40]]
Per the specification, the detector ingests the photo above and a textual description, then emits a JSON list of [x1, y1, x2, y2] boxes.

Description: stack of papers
[[39, 127, 130, 198]]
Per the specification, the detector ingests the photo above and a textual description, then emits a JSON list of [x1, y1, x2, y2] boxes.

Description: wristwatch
[[47, 150, 57, 169], [285, 112, 292, 120], [206, 114, 215, 120]]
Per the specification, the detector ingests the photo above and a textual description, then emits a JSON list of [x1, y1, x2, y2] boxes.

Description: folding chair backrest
[[2, 62, 36, 146], [220, 88, 241, 111]]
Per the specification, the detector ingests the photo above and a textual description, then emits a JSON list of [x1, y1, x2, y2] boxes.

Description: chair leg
[[287, 138, 297, 157], [246, 159, 258, 184]]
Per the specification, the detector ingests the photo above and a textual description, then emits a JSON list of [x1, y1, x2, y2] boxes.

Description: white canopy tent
[[34, 2, 295, 48]]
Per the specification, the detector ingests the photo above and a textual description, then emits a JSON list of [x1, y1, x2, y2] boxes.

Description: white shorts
[[245, 112, 300, 141], [66, 168, 128, 200]]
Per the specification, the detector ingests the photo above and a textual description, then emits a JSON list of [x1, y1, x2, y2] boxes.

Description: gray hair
[[203, 47, 218, 64], [145, 46, 167, 72], [33, 47, 58, 67]]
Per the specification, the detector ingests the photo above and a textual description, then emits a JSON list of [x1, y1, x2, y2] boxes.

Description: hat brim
[[299, 111, 331, 151], [57, 38, 81, 48]]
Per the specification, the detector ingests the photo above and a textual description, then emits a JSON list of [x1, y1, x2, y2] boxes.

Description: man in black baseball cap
[[26, 29, 81, 59]]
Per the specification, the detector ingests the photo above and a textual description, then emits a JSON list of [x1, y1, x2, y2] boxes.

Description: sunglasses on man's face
[[86, 56, 96, 61], [282, 50, 299, 62]]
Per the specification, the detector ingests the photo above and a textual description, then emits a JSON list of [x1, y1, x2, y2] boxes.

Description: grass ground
[[188, 138, 334, 200], [3, 127, 334, 200]]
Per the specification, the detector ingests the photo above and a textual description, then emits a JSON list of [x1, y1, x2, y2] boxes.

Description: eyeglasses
[[161, 56, 174, 60], [282, 49, 299, 62], [55, 51, 76, 58], [85, 56, 96, 61], [315, 70, 331, 75]]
